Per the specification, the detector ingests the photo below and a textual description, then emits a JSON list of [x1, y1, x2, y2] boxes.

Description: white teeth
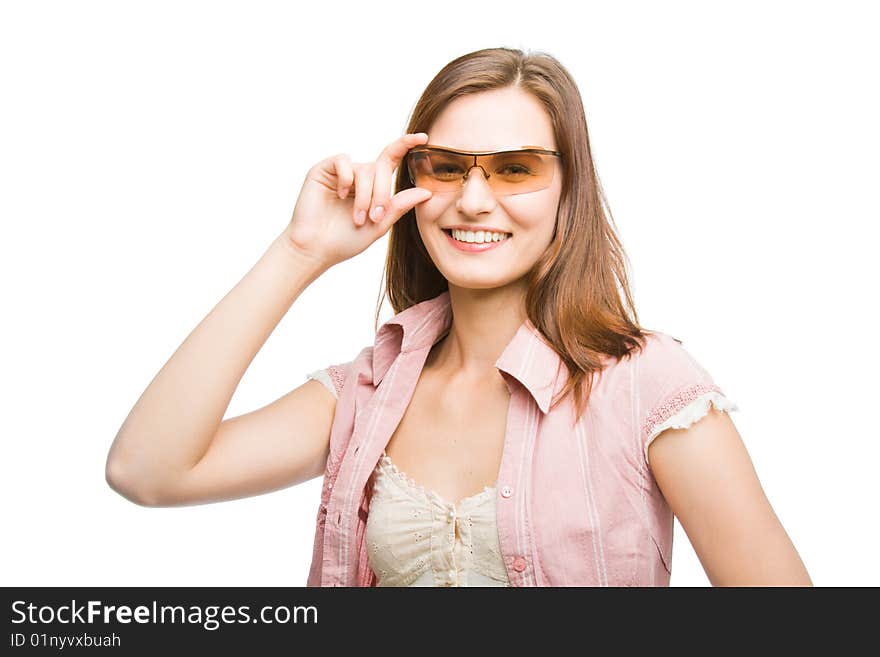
[[450, 228, 510, 244]]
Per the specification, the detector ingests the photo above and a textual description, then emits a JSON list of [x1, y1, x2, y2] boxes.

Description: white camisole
[[365, 450, 511, 587]]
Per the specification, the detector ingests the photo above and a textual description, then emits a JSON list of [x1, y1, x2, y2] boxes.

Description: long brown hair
[[376, 47, 655, 423]]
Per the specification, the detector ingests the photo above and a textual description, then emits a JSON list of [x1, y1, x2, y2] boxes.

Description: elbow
[[709, 558, 814, 587], [714, 575, 813, 587], [105, 457, 161, 507]]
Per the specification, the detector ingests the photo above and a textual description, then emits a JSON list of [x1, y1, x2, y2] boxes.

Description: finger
[[353, 163, 375, 226], [376, 186, 433, 229], [369, 154, 390, 222], [379, 132, 430, 171], [333, 154, 354, 199], [369, 133, 429, 223]]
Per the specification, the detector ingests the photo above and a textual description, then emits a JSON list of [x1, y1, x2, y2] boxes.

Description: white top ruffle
[[306, 369, 336, 396], [645, 391, 739, 466]]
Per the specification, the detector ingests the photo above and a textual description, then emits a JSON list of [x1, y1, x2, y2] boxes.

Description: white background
[[2, 0, 877, 587]]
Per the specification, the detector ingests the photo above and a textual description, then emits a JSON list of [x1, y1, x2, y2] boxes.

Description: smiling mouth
[[441, 228, 513, 243]]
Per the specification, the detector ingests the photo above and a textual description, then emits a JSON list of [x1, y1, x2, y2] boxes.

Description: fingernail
[[370, 206, 385, 220], [357, 209, 366, 223]]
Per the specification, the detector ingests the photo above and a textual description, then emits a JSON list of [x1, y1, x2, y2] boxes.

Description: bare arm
[[105, 132, 434, 507], [105, 235, 329, 506], [648, 407, 813, 586]]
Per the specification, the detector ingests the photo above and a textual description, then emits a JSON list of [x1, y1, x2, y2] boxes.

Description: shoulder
[[633, 331, 726, 441], [635, 331, 692, 369], [308, 345, 375, 399], [633, 331, 715, 393]]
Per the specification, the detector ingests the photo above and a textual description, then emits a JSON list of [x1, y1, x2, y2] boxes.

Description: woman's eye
[[498, 165, 531, 175], [433, 164, 464, 177]]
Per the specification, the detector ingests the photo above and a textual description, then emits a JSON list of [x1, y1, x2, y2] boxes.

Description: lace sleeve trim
[[326, 365, 347, 397], [644, 390, 740, 466], [644, 383, 720, 439]]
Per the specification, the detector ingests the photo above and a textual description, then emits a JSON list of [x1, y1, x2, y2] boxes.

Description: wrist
[[269, 234, 331, 277]]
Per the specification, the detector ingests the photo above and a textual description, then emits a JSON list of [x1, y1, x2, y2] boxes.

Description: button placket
[[447, 506, 458, 585], [430, 501, 453, 586]]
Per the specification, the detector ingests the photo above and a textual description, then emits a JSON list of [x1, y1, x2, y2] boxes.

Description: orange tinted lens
[[408, 150, 469, 190], [485, 152, 555, 194], [408, 149, 556, 195]]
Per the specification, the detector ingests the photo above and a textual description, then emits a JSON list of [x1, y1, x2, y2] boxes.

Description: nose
[[456, 163, 496, 216], [462, 162, 489, 183]]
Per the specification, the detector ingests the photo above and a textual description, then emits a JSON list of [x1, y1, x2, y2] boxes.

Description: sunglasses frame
[[405, 144, 563, 191]]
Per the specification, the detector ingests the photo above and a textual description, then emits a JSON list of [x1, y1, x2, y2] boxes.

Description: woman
[[105, 47, 812, 587]]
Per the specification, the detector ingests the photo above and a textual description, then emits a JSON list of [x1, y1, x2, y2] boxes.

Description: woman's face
[[414, 87, 563, 291]]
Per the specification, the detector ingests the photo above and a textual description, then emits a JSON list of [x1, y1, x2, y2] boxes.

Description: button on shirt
[[305, 290, 738, 587]]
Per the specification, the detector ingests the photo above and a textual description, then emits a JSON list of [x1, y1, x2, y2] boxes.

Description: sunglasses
[[405, 144, 562, 196]]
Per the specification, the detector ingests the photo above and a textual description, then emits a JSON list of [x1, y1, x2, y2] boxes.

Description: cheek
[[500, 196, 558, 231], [414, 199, 445, 226], [414, 206, 445, 248]]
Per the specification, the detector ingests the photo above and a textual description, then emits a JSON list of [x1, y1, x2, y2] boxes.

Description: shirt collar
[[372, 290, 563, 413]]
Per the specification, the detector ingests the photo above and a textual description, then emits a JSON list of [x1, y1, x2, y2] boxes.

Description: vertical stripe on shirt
[[517, 332, 539, 586], [574, 418, 609, 586]]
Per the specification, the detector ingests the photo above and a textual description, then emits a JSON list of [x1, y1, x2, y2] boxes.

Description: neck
[[429, 281, 528, 382]]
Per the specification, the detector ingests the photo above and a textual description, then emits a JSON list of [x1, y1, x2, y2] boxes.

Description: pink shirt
[[306, 290, 733, 586]]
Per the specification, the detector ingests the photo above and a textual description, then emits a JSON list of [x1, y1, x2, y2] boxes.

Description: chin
[[440, 269, 520, 291]]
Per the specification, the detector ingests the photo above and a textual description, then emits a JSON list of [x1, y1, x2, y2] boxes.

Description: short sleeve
[[645, 391, 740, 467], [306, 362, 351, 400], [637, 333, 739, 468]]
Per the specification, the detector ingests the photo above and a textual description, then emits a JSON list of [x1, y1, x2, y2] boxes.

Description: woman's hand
[[282, 132, 433, 269]]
